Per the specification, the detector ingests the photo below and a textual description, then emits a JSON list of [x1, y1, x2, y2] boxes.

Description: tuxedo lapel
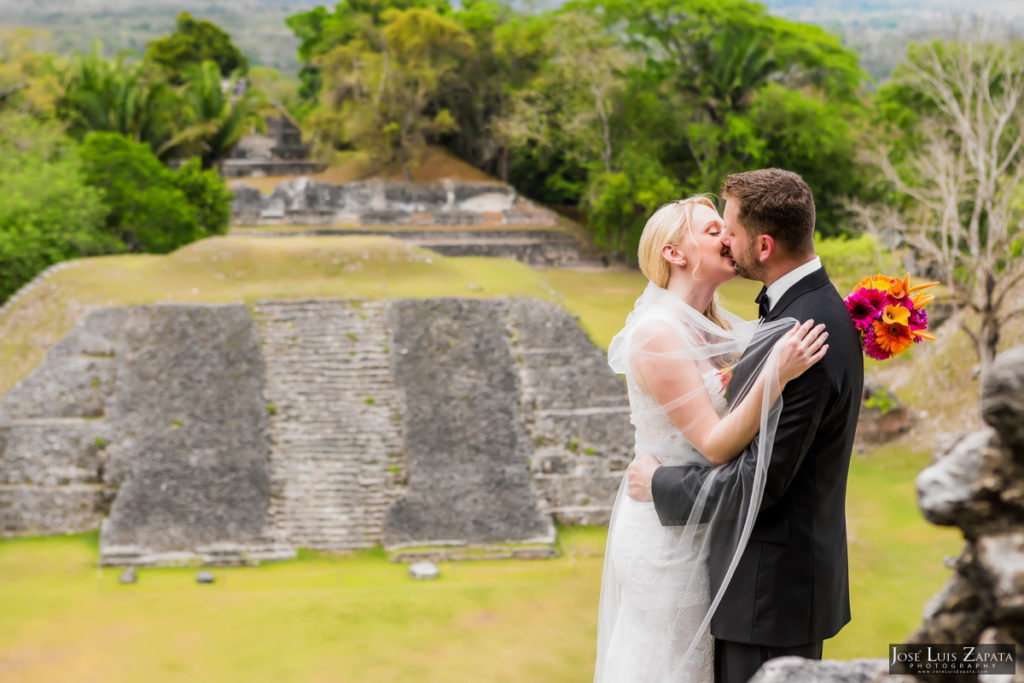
[[764, 268, 834, 322], [728, 267, 835, 408]]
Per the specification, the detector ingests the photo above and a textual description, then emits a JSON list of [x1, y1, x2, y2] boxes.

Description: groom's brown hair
[[722, 169, 815, 256]]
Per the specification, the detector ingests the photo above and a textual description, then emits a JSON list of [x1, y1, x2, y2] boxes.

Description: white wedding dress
[[596, 282, 787, 683], [596, 370, 726, 682]]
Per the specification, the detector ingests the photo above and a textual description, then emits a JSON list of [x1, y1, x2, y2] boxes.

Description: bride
[[594, 196, 828, 682]]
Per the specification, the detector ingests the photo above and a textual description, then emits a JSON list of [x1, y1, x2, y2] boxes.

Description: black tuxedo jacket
[[650, 267, 864, 647]]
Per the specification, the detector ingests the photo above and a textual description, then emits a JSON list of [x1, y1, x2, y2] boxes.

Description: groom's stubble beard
[[731, 249, 767, 282]]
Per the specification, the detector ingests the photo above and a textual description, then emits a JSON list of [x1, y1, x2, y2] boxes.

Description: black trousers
[[714, 638, 823, 683]]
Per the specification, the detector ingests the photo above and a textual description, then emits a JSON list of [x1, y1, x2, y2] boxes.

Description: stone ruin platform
[[0, 298, 633, 566], [230, 178, 606, 268]]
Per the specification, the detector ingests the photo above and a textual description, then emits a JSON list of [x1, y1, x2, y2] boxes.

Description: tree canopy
[[145, 12, 249, 81]]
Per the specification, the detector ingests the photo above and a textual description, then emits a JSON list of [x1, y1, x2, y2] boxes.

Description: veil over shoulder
[[595, 282, 795, 682]]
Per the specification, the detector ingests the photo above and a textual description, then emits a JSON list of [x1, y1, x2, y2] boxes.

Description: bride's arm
[[632, 319, 827, 466]]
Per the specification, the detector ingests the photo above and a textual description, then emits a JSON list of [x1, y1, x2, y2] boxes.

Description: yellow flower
[[856, 274, 897, 291], [882, 304, 911, 326]]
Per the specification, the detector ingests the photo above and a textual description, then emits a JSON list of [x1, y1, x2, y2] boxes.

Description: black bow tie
[[755, 286, 769, 319]]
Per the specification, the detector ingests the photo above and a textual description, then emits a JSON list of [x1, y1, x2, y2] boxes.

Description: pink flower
[[909, 306, 927, 330], [861, 286, 888, 311], [845, 290, 881, 332], [862, 330, 892, 361]]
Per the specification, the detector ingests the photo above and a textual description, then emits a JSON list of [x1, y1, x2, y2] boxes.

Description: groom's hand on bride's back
[[627, 454, 661, 501]]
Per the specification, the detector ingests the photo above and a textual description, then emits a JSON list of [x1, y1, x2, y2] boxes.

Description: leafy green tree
[[171, 157, 234, 234], [145, 12, 248, 82], [79, 132, 231, 253], [583, 149, 682, 255], [0, 28, 60, 116], [312, 7, 473, 174], [287, 0, 451, 102], [0, 113, 119, 302], [749, 84, 868, 238], [431, 2, 548, 180], [497, 11, 632, 176]]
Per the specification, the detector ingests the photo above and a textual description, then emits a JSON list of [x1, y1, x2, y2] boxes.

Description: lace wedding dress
[[596, 370, 725, 682]]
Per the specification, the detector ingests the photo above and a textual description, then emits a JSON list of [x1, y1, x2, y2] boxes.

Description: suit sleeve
[[651, 363, 831, 526]]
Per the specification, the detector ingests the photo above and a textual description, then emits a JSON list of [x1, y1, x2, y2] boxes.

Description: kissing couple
[[594, 169, 865, 683]]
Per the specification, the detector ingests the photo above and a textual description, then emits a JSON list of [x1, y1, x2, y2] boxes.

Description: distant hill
[[0, 0, 319, 75], [1, 0, 1020, 81]]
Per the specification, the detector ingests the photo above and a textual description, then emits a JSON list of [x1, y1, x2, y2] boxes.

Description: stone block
[[100, 305, 272, 555], [0, 485, 105, 535], [384, 298, 553, 546], [981, 346, 1024, 453]]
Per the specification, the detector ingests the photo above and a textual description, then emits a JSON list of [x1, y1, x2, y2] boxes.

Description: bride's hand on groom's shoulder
[[776, 319, 829, 384], [627, 454, 661, 502]]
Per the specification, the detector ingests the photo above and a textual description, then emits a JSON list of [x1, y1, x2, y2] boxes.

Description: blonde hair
[[637, 195, 731, 330]]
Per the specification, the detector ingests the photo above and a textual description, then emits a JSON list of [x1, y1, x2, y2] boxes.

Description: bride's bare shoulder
[[631, 315, 697, 354]]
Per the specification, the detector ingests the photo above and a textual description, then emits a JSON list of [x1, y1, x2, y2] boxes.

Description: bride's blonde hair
[[637, 196, 731, 330]]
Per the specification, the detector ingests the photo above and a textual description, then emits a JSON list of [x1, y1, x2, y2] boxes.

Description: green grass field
[[0, 234, 967, 680], [0, 450, 961, 683]]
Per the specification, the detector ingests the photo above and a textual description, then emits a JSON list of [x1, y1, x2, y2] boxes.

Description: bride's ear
[[661, 244, 686, 267]]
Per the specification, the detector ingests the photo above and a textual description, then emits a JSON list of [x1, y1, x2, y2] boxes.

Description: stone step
[[255, 299, 404, 551]]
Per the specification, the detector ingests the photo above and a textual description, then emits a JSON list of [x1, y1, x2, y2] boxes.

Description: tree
[[578, 0, 865, 203], [496, 11, 632, 177], [859, 39, 1024, 369], [56, 47, 178, 158], [161, 60, 267, 170], [0, 28, 59, 116], [145, 12, 248, 82], [286, 0, 451, 102], [79, 132, 232, 253], [312, 7, 474, 174], [0, 113, 119, 302]]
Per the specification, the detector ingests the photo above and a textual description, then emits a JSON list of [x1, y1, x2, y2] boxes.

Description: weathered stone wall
[[231, 178, 560, 228], [0, 297, 631, 565], [506, 298, 631, 525], [222, 160, 328, 178], [0, 305, 290, 565], [385, 299, 554, 548]]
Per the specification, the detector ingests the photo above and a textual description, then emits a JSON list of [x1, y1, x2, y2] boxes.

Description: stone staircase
[[253, 299, 405, 550]]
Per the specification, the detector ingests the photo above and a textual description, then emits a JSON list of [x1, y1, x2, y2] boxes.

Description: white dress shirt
[[764, 256, 822, 312]]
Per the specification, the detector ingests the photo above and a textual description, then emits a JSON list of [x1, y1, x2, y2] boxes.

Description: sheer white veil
[[595, 281, 794, 681]]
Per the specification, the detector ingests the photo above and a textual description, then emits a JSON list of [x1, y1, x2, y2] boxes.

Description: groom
[[627, 169, 864, 683]]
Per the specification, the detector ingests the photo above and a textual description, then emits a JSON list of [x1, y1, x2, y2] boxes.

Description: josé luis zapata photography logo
[[890, 644, 1017, 675]]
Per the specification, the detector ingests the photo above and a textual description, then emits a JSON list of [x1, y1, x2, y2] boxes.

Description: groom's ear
[[756, 235, 775, 263]]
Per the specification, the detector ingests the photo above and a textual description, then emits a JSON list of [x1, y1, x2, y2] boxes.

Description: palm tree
[[160, 60, 267, 169], [689, 29, 778, 122], [57, 47, 178, 154]]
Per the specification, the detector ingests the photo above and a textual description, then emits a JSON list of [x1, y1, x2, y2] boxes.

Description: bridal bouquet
[[845, 273, 937, 361]]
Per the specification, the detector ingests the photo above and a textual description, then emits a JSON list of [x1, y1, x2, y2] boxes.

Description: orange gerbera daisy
[[873, 320, 915, 355]]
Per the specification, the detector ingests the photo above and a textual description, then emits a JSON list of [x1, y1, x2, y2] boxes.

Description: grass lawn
[[0, 462, 961, 682], [0, 528, 607, 683]]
